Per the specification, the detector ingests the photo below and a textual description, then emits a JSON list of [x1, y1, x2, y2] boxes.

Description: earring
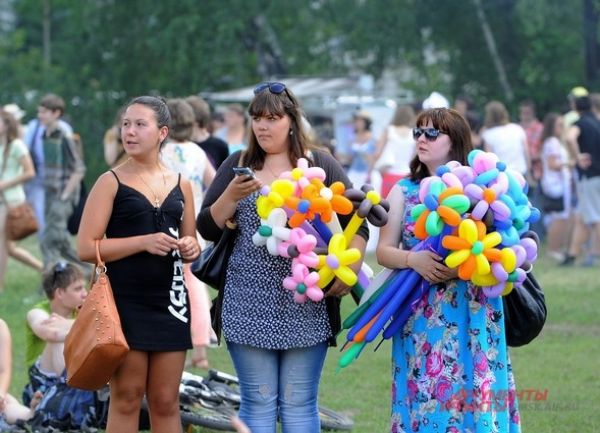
[[289, 130, 294, 136]]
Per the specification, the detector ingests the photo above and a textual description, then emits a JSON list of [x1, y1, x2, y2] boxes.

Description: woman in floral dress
[[376, 108, 521, 433]]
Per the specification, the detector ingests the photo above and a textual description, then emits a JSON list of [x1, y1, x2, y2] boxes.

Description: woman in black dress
[[77, 96, 200, 433]]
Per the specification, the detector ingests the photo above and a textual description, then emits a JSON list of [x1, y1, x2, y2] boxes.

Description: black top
[[574, 112, 600, 178], [105, 170, 192, 351], [197, 150, 369, 346], [195, 136, 230, 170]]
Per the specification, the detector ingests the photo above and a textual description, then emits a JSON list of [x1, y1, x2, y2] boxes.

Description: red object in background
[[380, 173, 406, 198]]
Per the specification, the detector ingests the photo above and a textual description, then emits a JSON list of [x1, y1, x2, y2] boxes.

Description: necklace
[[264, 158, 290, 179], [129, 159, 167, 207]]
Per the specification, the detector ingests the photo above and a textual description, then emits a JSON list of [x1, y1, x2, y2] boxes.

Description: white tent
[[202, 76, 367, 103]]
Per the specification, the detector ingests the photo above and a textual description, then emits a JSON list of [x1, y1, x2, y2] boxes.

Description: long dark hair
[[541, 112, 560, 143], [409, 108, 473, 182], [244, 84, 314, 170]]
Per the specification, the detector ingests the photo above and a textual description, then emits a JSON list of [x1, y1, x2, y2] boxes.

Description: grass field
[[1, 238, 599, 432]]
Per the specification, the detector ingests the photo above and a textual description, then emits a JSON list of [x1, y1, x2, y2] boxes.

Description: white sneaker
[[546, 251, 565, 262]]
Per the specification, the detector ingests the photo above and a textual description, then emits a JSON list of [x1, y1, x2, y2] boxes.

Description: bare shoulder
[[92, 170, 120, 192]]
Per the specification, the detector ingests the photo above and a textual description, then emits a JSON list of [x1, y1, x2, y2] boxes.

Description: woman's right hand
[[224, 175, 263, 203], [143, 232, 180, 256]]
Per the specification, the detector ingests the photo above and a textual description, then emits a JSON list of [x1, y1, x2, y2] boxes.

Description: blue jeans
[[227, 341, 328, 433]]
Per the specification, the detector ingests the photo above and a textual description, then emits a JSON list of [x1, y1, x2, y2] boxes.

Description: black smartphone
[[232, 167, 255, 179]]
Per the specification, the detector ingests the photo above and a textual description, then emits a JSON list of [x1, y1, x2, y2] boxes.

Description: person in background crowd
[[482, 101, 530, 178], [589, 92, 600, 120], [77, 96, 200, 433], [185, 95, 230, 169], [2, 104, 26, 138], [209, 110, 225, 135], [23, 95, 74, 235], [518, 99, 546, 239], [563, 86, 588, 131], [374, 104, 416, 198], [215, 104, 248, 154], [197, 82, 368, 432], [103, 108, 127, 168], [344, 110, 377, 188], [562, 95, 600, 266], [0, 110, 43, 293], [519, 99, 544, 183], [540, 113, 573, 262], [465, 110, 483, 149], [452, 93, 474, 117], [36, 94, 87, 268], [379, 107, 520, 433]]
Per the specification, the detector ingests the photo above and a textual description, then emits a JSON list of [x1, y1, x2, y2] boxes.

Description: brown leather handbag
[[64, 240, 129, 390], [5, 201, 38, 240], [0, 140, 38, 240]]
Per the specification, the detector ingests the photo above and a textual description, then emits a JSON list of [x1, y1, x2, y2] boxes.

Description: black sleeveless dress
[[105, 171, 192, 351]]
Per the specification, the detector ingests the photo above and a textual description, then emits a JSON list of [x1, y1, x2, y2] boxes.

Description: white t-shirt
[[374, 126, 415, 176], [481, 123, 528, 175], [0, 138, 29, 205], [540, 137, 570, 198], [161, 140, 209, 218]]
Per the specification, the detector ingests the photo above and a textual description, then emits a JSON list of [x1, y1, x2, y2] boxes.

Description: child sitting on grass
[[22, 261, 87, 406]]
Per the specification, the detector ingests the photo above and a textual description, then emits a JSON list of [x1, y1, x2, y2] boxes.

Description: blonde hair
[[484, 101, 510, 128]]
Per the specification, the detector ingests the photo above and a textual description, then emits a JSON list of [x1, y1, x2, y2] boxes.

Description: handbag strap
[[94, 239, 108, 279]]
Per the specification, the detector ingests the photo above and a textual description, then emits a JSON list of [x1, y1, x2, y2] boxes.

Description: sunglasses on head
[[52, 261, 68, 286], [253, 82, 287, 95], [412, 127, 447, 141]]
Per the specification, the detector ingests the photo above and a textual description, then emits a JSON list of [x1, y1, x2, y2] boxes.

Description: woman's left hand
[[428, 264, 458, 285], [178, 236, 200, 261]]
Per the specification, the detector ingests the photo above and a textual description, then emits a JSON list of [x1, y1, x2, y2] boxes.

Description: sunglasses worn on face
[[253, 82, 287, 95], [413, 127, 447, 141]]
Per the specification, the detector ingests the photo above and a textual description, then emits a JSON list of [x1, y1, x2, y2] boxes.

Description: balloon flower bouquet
[[251, 158, 390, 302], [338, 149, 541, 369]]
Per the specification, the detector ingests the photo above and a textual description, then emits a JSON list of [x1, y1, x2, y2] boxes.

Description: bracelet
[[405, 251, 412, 268]]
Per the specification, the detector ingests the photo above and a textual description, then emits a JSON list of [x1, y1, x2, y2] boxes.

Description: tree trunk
[[583, 0, 600, 85], [472, 0, 513, 102], [42, 0, 51, 66]]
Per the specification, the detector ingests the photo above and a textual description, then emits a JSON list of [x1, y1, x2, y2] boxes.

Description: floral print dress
[[391, 178, 521, 433]]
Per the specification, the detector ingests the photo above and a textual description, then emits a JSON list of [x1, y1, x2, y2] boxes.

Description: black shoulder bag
[[503, 272, 547, 347], [191, 218, 237, 289]]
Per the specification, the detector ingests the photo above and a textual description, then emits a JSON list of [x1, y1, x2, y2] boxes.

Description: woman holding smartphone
[[197, 82, 368, 433]]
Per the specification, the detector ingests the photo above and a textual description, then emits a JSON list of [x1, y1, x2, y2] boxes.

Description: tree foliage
[[0, 0, 594, 179]]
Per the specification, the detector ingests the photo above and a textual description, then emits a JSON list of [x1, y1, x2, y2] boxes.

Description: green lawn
[[1, 239, 599, 432]]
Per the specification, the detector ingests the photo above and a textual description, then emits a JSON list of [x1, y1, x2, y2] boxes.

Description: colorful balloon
[[256, 179, 295, 219], [277, 227, 319, 268], [252, 208, 291, 255], [316, 233, 361, 288], [442, 218, 502, 280], [283, 262, 323, 303], [280, 157, 326, 195]]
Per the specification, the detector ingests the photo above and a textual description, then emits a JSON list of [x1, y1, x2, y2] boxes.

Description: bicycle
[[178, 369, 354, 431]]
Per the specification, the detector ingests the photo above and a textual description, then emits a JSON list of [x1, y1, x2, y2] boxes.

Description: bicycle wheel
[[180, 401, 236, 432], [319, 405, 354, 431]]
